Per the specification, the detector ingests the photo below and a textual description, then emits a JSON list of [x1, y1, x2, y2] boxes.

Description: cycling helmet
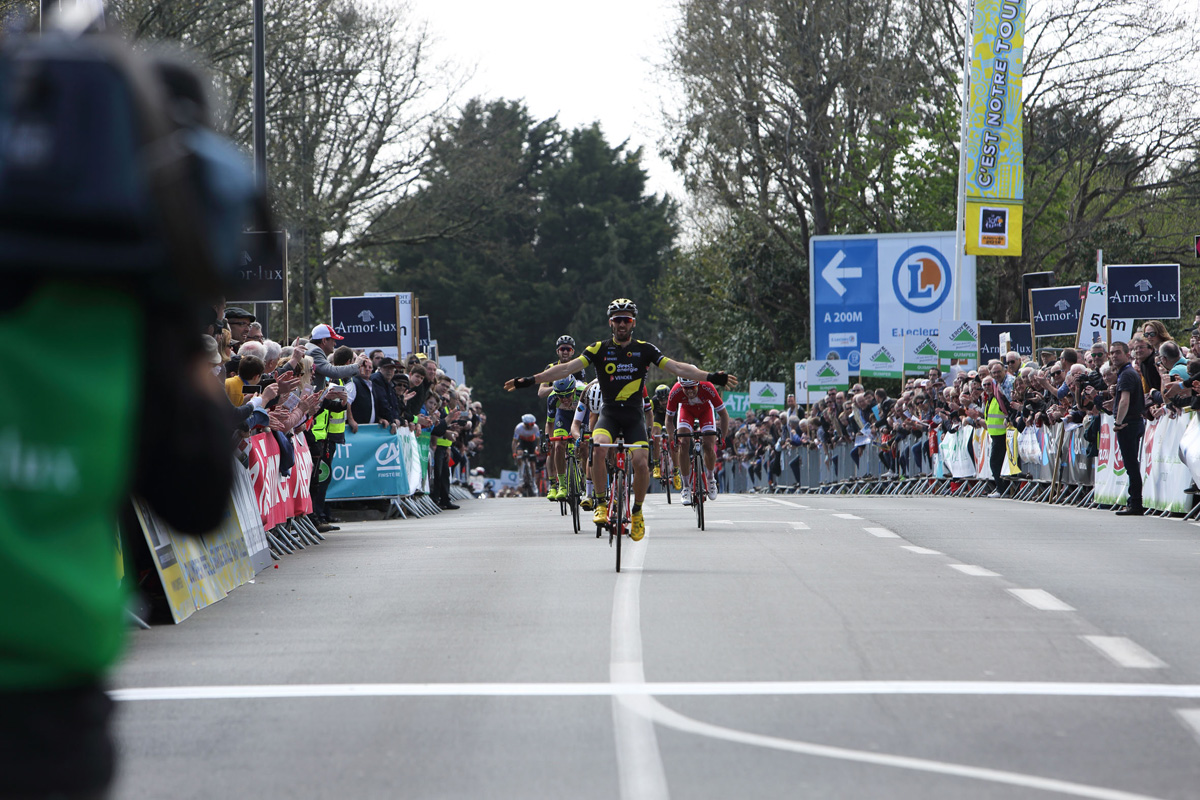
[[679, 378, 698, 388], [586, 381, 603, 409], [607, 298, 637, 318], [556, 335, 575, 349], [552, 376, 576, 393], [654, 384, 669, 400], [521, 413, 536, 424]]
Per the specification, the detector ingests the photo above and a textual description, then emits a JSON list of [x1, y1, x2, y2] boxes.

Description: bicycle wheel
[[664, 451, 672, 505], [568, 457, 581, 534], [693, 451, 705, 530], [614, 470, 624, 573]]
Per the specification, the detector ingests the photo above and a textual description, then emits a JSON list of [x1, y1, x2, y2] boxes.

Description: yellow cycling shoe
[[580, 496, 593, 511], [592, 502, 608, 526], [652, 466, 661, 479], [630, 509, 645, 541], [672, 472, 682, 491]]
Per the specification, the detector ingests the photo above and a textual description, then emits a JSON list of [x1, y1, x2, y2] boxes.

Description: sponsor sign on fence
[[806, 359, 850, 393], [1076, 282, 1133, 347], [327, 426, 419, 500], [938, 320, 980, 370], [903, 333, 940, 375]]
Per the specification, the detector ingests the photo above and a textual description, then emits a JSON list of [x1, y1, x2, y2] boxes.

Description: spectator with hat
[[305, 323, 368, 391], [224, 306, 255, 345], [371, 357, 405, 428]]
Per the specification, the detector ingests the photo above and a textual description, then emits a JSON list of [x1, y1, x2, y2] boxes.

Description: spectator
[[225, 354, 264, 406], [246, 320, 265, 342], [371, 358, 405, 428], [1110, 341, 1146, 516], [224, 306, 255, 344], [305, 323, 367, 390]]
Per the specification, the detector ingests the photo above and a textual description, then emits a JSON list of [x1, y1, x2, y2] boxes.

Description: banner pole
[[394, 295, 403, 358], [412, 296, 419, 356], [953, 0, 974, 320]]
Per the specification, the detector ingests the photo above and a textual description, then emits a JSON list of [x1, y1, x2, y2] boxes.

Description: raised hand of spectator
[[275, 371, 300, 397], [268, 408, 292, 432], [260, 382, 280, 405]]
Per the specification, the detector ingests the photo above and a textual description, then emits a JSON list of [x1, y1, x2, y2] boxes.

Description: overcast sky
[[411, 0, 686, 202]]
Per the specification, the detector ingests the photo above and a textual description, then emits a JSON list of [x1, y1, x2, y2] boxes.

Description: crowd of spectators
[[713, 317, 1200, 491], [203, 301, 486, 524]]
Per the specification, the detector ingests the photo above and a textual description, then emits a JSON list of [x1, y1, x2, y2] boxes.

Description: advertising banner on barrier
[[903, 333, 940, 375], [749, 381, 787, 409], [859, 339, 903, 379], [978, 322, 1033, 363], [1141, 413, 1191, 512], [964, 0, 1025, 256], [247, 432, 286, 529], [1093, 415, 1129, 506], [289, 435, 314, 517], [939, 428, 977, 477], [416, 431, 431, 492], [327, 426, 414, 500], [228, 458, 273, 573], [1106, 264, 1181, 320], [1030, 286, 1081, 337], [1076, 282, 1133, 347], [133, 496, 257, 624], [1179, 414, 1200, 498], [938, 320, 980, 371]]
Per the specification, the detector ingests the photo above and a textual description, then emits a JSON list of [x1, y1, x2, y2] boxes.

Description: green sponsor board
[[723, 392, 750, 416], [904, 335, 940, 374], [749, 381, 786, 409], [806, 359, 850, 392], [938, 320, 980, 367], [859, 341, 903, 379]]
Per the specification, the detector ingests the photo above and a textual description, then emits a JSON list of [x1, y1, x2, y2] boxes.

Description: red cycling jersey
[[665, 381, 725, 431]]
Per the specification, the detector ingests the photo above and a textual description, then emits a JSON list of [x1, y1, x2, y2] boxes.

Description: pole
[[252, 0, 270, 338], [952, 0, 975, 320]]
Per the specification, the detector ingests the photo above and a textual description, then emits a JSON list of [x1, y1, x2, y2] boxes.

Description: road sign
[[1077, 282, 1132, 347], [810, 232, 976, 371]]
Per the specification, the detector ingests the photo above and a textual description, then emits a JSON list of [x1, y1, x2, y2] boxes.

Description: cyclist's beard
[[612, 327, 633, 344]]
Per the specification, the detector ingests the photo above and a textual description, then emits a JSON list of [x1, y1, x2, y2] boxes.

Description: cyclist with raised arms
[[506, 298, 738, 542], [665, 378, 730, 504], [538, 335, 585, 501]]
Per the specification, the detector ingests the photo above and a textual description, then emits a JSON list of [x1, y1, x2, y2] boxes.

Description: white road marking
[[1008, 589, 1075, 611], [704, 520, 735, 525], [1175, 709, 1200, 748], [832, 513, 862, 520], [111, 681, 1200, 701], [901, 546, 942, 555], [760, 497, 810, 509], [1082, 636, 1167, 669], [610, 532, 670, 800], [949, 564, 1001, 577], [863, 527, 900, 538], [750, 521, 810, 530]]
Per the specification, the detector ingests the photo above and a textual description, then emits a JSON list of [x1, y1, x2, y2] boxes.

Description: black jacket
[[370, 372, 402, 424]]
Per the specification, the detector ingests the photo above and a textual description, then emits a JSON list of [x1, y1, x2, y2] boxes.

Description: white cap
[[310, 323, 344, 341]]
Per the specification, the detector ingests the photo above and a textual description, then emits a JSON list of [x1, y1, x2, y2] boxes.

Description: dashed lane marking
[[1082, 636, 1167, 669], [949, 564, 1001, 577], [759, 498, 810, 509], [1008, 589, 1075, 612], [832, 513, 862, 520], [900, 546, 942, 555], [863, 527, 900, 538]]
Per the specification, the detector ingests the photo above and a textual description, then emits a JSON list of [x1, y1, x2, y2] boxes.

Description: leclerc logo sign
[[892, 246, 952, 313], [1106, 264, 1180, 320]]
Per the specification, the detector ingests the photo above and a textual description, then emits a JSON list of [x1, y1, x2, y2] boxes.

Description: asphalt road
[[111, 492, 1200, 799]]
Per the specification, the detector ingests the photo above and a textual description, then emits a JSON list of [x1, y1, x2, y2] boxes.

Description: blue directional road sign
[[811, 239, 878, 369]]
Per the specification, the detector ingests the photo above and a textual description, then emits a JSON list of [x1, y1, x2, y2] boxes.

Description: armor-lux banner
[[965, 0, 1025, 256]]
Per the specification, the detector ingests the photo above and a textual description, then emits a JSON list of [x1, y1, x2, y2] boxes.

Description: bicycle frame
[[592, 440, 647, 573]]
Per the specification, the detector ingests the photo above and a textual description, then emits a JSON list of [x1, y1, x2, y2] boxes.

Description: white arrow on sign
[[821, 249, 862, 297]]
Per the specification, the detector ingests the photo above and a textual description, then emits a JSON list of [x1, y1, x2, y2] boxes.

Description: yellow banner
[[964, 0, 1025, 256]]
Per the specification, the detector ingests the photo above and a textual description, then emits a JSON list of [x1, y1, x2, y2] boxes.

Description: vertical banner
[[938, 319, 980, 370], [964, 0, 1025, 256], [859, 338, 904, 379], [903, 333, 941, 375]]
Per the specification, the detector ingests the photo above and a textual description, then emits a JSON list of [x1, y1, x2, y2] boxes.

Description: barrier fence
[[129, 427, 472, 623], [755, 412, 1200, 520]]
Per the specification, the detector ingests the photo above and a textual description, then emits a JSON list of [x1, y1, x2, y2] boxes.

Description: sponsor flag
[[1029, 286, 1081, 337], [964, 0, 1025, 256], [859, 339, 903, 379], [806, 359, 850, 393]]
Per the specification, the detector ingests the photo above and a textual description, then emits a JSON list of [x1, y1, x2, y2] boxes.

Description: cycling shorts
[[674, 403, 716, 434], [550, 407, 576, 440], [593, 403, 649, 447], [515, 438, 539, 455]]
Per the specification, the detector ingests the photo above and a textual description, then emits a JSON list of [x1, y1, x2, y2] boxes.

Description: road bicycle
[[657, 436, 675, 505], [593, 439, 645, 573], [560, 438, 585, 533], [677, 431, 718, 531], [515, 450, 538, 497]]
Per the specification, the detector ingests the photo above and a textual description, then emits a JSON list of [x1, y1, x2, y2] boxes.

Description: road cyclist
[[570, 379, 604, 510], [506, 297, 738, 542], [665, 378, 730, 505], [538, 335, 587, 502], [512, 413, 542, 497]]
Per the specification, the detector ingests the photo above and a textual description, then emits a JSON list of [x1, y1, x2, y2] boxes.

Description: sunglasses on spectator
[[610, 316, 634, 324]]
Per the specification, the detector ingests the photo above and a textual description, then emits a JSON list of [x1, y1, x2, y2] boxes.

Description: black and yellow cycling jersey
[[650, 395, 667, 427], [578, 338, 668, 408]]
